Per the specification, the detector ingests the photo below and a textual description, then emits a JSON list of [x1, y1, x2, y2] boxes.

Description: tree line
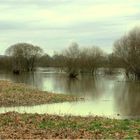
[[0, 27, 140, 80]]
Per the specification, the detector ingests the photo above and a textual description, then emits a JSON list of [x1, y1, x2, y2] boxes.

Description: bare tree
[[86, 47, 104, 74], [62, 42, 105, 78], [5, 43, 43, 73], [63, 42, 80, 78], [113, 27, 140, 80]]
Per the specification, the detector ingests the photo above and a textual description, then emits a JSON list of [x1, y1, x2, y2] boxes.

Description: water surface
[[0, 68, 140, 119]]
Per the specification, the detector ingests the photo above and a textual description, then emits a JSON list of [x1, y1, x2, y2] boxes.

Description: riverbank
[[0, 112, 139, 139], [0, 80, 79, 107]]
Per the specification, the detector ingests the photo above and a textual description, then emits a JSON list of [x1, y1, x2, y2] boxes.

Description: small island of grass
[[0, 80, 79, 107]]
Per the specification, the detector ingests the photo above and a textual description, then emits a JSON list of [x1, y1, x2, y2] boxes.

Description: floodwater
[[0, 68, 140, 119]]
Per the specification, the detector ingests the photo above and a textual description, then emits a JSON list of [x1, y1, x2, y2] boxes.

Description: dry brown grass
[[0, 80, 79, 107], [0, 112, 140, 139]]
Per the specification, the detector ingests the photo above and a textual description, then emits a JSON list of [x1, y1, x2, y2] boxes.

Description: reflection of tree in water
[[51, 74, 108, 100], [114, 82, 140, 117], [65, 76, 96, 98], [3, 72, 43, 90]]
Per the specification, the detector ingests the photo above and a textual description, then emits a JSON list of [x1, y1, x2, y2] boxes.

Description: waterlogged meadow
[[0, 80, 140, 139], [0, 0, 140, 138]]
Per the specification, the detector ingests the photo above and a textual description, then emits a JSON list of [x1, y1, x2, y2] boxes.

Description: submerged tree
[[114, 27, 140, 80], [82, 47, 104, 74], [63, 42, 80, 78], [62, 42, 105, 78], [5, 43, 43, 73]]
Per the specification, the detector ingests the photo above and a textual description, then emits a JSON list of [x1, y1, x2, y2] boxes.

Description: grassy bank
[[0, 80, 79, 107], [0, 112, 139, 139]]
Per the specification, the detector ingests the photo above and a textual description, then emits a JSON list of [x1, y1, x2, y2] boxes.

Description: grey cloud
[[0, 0, 139, 55]]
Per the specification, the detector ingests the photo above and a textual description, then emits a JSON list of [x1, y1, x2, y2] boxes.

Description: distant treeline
[[0, 27, 140, 80], [38, 43, 121, 77]]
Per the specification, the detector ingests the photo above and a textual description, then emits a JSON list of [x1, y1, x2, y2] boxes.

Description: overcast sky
[[0, 0, 139, 55]]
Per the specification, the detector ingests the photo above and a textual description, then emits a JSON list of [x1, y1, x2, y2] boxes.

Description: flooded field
[[0, 68, 140, 119]]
